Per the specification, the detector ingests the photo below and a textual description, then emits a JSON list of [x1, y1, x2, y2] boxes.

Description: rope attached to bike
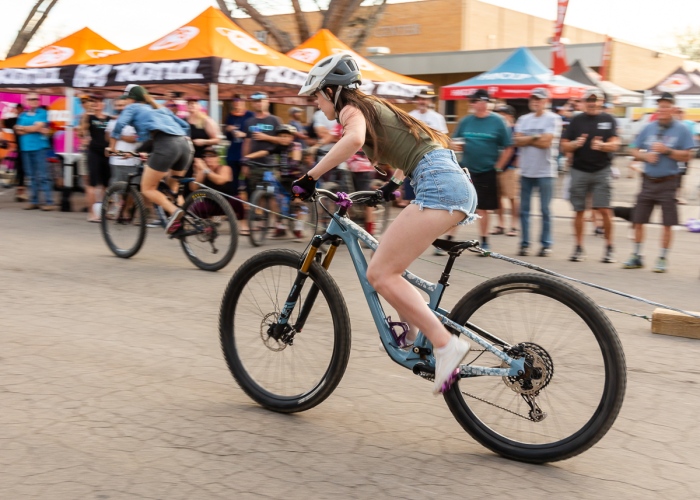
[[472, 247, 700, 321]]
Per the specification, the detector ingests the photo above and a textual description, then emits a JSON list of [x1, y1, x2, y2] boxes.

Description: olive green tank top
[[360, 101, 441, 176]]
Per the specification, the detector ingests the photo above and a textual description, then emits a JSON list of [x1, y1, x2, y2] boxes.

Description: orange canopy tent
[[74, 7, 311, 96], [0, 27, 121, 88], [287, 29, 431, 100]]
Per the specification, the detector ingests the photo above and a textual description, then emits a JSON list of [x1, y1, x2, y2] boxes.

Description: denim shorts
[[409, 149, 478, 225]]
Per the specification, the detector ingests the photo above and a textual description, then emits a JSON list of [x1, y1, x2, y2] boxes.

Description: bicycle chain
[[459, 389, 535, 421]]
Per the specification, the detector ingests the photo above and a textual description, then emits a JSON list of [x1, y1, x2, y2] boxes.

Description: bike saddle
[[431, 238, 480, 253]]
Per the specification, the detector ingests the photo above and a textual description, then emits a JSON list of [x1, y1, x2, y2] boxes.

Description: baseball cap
[[530, 87, 549, 99], [202, 146, 219, 157], [123, 84, 147, 102], [495, 104, 515, 116], [656, 91, 675, 103], [250, 92, 268, 100], [470, 89, 490, 102], [288, 107, 302, 115], [87, 93, 104, 101], [276, 124, 296, 135], [583, 88, 605, 101], [416, 89, 437, 99]]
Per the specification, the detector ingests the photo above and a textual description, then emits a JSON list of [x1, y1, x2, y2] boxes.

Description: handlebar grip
[[292, 186, 305, 194], [393, 190, 401, 199]]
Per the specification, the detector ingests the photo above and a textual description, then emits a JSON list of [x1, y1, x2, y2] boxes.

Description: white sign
[[149, 27, 200, 51], [26, 46, 74, 67], [657, 74, 692, 93]]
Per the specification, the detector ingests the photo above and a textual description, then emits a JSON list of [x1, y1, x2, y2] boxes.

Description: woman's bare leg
[[140, 166, 178, 215], [366, 204, 465, 349]]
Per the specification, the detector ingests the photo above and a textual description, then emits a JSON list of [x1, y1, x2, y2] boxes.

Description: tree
[[6, 0, 61, 58], [674, 28, 700, 62], [216, 0, 388, 53]]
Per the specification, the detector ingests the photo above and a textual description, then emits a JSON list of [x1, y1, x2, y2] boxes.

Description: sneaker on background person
[[622, 253, 644, 269], [652, 257, 667, 273], [569, 245, 586, 262], [538, 247, 551, 257], [601, 245, 616, 263]]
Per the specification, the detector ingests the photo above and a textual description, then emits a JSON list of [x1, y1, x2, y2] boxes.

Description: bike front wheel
[[179, 189, 238, 272], [219, 249, 351, 413], [443, 273, 626, 463], [100, 181, 147, 258]]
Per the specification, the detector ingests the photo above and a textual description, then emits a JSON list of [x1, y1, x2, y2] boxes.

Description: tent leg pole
[[209, 83, 219, 129]]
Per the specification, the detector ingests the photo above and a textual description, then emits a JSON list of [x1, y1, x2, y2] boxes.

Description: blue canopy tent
[[441, 47, 590, 100]]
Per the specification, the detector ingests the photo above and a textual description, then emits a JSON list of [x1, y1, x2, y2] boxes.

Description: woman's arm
[[307, 107, 365, 180], [204, 117, 221, 145]]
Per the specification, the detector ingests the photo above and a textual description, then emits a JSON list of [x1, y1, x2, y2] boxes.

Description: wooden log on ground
[[651, 308, 700, 339]]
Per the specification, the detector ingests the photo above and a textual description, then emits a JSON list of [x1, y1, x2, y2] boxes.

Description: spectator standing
[[241, 92, 283, 195], [408, 90, 448, 209], [15, 93, 54, 210], [186, 97, 220, 160], [513, 88, 562, 257], [624, 92, 694, 273], [561, 88, 620, 263], [452, 89, 513, 254], [493, 104, 519, 238], [671, 106, 696, 204], [288, 107, 310, 146], [81, 95, 112, 221], [224, 95, 254, 200], [105, 97, 140, 184], [4, 104, 26, 201]]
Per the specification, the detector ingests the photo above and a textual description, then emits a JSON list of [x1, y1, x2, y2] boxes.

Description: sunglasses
[[27, 97, 39, 101]]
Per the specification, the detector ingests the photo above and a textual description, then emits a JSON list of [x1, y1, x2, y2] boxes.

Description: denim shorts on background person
[[409, 149, 478, 225]]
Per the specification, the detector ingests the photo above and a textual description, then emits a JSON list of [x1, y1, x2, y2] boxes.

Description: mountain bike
[[219, 188, 626, 463], [245, 160, 318, 247], [100, 152, 238, 272]]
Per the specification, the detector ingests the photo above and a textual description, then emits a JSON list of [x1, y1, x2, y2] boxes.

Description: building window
[[254, 31, 268, 44], [444, 100, 457, 123]]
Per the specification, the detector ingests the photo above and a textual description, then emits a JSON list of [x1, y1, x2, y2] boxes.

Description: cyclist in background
[[190, 146, 244, 222], [292, 54, 477, 394], [107, 85, 192, 234]]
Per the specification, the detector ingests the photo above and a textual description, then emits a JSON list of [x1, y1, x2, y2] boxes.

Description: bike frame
[[283, 196, 525, 380]]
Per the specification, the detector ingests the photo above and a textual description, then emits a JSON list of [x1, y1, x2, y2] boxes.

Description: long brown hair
[[325, 87, 449, 162], [142, 91, 160, 110]]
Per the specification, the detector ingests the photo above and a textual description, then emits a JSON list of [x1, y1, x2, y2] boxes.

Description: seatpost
[[438, 254, 458, 286]]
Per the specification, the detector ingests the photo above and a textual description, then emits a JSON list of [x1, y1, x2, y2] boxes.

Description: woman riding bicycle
[[107, 85, 193, 234], [292, 54, 477, 394]]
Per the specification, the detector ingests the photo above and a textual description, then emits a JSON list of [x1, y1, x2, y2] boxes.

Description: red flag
[[599, 36, 613, 81], [552, 0, 569, 75]]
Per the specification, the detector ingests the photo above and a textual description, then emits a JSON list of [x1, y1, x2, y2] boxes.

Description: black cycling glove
[[291, 174, 317, 200], [377, 180, 401, 202]]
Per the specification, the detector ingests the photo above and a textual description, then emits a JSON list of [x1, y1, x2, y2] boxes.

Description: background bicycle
[[100, 152, 238, 271], [244, 159, 318, 247], [220, 188, 626, 464]]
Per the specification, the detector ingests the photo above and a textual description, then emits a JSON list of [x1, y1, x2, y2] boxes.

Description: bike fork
[[273, 237, 339, 338]]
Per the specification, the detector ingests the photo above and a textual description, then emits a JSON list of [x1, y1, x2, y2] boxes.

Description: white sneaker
[[433, 336, 470, 395]]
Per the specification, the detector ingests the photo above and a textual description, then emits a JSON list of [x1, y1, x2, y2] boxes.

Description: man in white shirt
[[105, 96, 140, 184], [513, 88, 562, 258], [409, 90, 448, 134]]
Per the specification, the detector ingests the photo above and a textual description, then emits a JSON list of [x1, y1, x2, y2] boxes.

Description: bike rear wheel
[[179, 189, 238, 272], [100, 181, 147, 258], [248, 190, 272, 247], [443, 273, 626, 463], [219, 249, 351, 413]]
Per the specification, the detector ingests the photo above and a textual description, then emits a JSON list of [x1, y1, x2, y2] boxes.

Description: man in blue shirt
[[624, 92, 695, 273], [15, 93, 54, 210], [452, 89, 513, 253]]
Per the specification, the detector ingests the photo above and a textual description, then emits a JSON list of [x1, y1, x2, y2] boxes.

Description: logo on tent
[[150, 27, 200, 51], [26, 46, 75, 67], [658, 74, 691, 93], [288, 48, 320, 64], [216, 28, 269, 56], [86, 49, 120, 59], [476, 72, 530, 81]]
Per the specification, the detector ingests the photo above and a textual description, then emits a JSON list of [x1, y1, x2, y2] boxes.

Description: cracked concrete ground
[[1, 168, 699, 499]]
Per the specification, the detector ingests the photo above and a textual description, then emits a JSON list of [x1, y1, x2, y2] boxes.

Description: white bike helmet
[[298, 53, 362, 104]]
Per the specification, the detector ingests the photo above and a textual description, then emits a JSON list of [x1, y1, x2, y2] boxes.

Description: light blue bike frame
[[321, 211, 525, 379]]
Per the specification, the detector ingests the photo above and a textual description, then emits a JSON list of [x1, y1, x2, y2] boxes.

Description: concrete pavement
[[1, 163, 699, 499]]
